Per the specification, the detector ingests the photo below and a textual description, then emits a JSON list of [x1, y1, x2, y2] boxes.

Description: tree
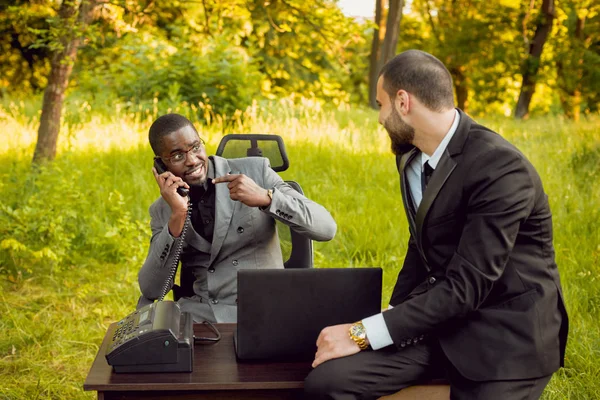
[[555, 0, 600, 120], [368, 0, 404, 110], [381, 0, 403, 65], [368, 0, 385, 109], [409, 0, 521, 114], [244, 0, 362, 102], [514, 0, 555, 119], [32, 0, 99, 164]]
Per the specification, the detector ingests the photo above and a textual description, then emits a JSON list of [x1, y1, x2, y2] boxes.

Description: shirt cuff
[[362, 313, 394, 350]]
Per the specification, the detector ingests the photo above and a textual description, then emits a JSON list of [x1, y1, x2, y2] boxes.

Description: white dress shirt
[[363, 109, 460, 350]]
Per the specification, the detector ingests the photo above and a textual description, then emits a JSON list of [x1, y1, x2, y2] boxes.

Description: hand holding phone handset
[[153, 157, 189, 197]]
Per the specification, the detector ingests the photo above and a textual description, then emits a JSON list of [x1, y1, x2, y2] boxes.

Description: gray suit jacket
[[138, 156, 336, 322]]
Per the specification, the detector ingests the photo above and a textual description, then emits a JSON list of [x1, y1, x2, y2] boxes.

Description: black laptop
[[234, 268, 382, 360]]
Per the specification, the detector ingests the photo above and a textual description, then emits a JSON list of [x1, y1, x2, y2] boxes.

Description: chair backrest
[[216, 134, 290, 172]]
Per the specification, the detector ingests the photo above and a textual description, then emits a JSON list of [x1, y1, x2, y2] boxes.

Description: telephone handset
[[153, 157, 189, 197]]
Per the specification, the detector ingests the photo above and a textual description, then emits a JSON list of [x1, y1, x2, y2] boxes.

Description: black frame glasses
[[163, 139, 206, 165]]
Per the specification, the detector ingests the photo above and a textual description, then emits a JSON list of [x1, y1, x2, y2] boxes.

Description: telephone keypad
[[109, 312, 143, 351]]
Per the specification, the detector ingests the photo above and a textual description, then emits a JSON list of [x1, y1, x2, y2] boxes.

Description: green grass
[[0, 100, 599, 399]]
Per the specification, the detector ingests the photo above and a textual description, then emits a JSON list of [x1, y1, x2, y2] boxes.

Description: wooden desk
[[84, 323, 312, 400]]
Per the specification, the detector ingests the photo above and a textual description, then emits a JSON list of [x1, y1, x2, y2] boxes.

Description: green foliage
[[0, 2, 54, 94], [244, 0, 367, 103], [551, 0, 600, 117], [1, 101, 600, 399], [0, 153, 148, 281], [2, 0, 600, 116], [75, 34, 263, 119]]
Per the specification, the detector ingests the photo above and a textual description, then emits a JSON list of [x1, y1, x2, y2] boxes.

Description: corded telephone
[[104, 158, 220, 373], [105, 301, 194, 373]]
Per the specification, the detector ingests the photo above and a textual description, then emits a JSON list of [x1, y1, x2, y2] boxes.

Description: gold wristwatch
[[259, 189, 274, 211], [349, 321, 369, 350]]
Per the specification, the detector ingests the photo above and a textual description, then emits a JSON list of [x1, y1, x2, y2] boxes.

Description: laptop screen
[[235, 268, 382, 360]]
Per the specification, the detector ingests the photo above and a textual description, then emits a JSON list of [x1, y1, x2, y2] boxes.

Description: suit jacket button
[[237, 226, 244, 233], [208, 267, 215, 273], [211, 299, 219, 304], [428, 276, 437, 285], [232, 260, 239, 266], [400, 340, 406, 347], [407, 338, 413, 345]]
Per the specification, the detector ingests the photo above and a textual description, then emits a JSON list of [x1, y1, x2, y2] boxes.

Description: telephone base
[[106, 301, 194, 374], [112, 346, 193, 373]]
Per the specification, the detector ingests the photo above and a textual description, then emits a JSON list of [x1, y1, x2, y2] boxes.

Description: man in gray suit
[[138, 113, 336, 323]]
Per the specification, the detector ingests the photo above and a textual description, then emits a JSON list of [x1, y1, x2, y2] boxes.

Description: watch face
[[351, 323, 366, 339]]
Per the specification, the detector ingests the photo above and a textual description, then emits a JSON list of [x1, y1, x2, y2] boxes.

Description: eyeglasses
[[164, 139, 205, 165]]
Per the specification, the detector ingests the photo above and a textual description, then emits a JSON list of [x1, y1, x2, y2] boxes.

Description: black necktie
[[421, 161, 433, 194]]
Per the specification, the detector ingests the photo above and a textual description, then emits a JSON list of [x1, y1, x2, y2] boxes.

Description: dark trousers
[[304, 339, 553, 400]]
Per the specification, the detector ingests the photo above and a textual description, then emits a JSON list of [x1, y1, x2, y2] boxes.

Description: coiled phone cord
[[156, 200, 222, 343], [158, 200, 193, 302]]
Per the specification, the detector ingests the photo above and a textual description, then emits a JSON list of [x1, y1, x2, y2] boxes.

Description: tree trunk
[[381, 0, 403, 65], [32, 0, 97, 164], [451, 67, 469, 112], [368, 0, 386, 109], [514, 0, 555, 119]]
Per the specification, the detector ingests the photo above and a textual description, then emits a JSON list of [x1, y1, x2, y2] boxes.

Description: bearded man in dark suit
[[304, 50, 568, 400]]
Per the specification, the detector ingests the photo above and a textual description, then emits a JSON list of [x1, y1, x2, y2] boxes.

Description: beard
[[383, 107, 415, 155]]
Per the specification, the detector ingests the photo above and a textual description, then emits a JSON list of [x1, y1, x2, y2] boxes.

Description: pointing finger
[[212, 173, 242, 184]]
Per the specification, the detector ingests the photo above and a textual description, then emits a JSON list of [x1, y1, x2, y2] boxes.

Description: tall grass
[[0, 99, 598, 399]]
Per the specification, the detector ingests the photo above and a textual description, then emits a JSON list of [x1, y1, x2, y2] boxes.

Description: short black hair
[[379, 50, 454, 112], [149, 113, 198, 155]]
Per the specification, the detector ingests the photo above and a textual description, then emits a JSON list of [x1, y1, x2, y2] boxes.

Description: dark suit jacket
[[384, 109, 568, 381]]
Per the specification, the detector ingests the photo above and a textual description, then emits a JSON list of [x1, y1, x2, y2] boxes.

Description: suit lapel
[[208, 156, 236, 265]]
